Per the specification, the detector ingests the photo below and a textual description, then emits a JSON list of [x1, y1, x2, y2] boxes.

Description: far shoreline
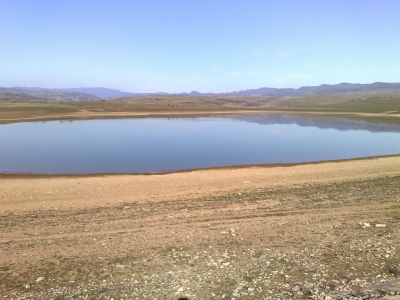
[[1, 108, 400, 125]]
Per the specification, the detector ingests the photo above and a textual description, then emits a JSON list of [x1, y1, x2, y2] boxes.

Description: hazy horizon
[[2, 0, 400, 93], [3, 81, 400, 96]]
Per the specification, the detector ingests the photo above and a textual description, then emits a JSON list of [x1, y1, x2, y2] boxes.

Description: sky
[[1, 0, 400, 93]]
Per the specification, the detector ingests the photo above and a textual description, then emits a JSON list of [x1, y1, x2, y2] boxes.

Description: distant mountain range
[[56, 87, 139, 98], [0, 87, 101, 101], [1, 82, 400, 101], [232, 82, 400, 97]]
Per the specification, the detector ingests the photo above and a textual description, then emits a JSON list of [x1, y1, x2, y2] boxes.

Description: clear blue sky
[[1, 0, 400, 93]]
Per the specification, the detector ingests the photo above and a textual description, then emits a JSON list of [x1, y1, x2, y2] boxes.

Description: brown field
[[1, 98, 400, 299], [1, 94, 400, 125]]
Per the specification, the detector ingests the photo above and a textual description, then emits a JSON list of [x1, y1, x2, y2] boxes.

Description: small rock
[[177, 287, 184, 292], [292, 285, 300, 292], [363, 223, 371, 228], [232, 292, 240, 297], [115, 264, 125, 268], [36, 277, 45, 282], [24, 284, 30, 289], [375, 224, 387, 227], [230, 228, 237, 236]]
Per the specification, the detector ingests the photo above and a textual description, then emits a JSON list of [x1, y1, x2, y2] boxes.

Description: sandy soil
[[1, 156, 400, 213], [1, 156, 400, 299]]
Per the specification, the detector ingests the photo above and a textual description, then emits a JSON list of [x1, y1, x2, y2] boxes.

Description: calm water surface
[[1, 114, 400, 174]]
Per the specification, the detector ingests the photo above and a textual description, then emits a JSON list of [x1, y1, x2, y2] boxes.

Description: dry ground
[[1, 156, 400, 299], [1, 94, 400, 125]]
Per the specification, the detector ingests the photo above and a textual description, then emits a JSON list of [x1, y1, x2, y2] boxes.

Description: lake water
[[1, 114, 400, 174]]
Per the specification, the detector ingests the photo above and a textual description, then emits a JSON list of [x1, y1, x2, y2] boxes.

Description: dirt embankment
[[1, 156, 400, 299]]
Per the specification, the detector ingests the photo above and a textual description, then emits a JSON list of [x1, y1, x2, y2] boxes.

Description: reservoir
[[1, 114, 400, 174]]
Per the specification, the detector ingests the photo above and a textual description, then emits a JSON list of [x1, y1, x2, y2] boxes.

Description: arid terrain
[[3, 0, 400, 295], [1, 94, 400, 125], [1, 156, 400, 299], [1, 97, 400, 299]]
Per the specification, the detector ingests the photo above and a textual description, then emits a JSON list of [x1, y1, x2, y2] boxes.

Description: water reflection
[[229, 114, 400, 133]]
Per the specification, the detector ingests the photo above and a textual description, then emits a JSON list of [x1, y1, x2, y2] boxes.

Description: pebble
[[375, 223, 387, 227]]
